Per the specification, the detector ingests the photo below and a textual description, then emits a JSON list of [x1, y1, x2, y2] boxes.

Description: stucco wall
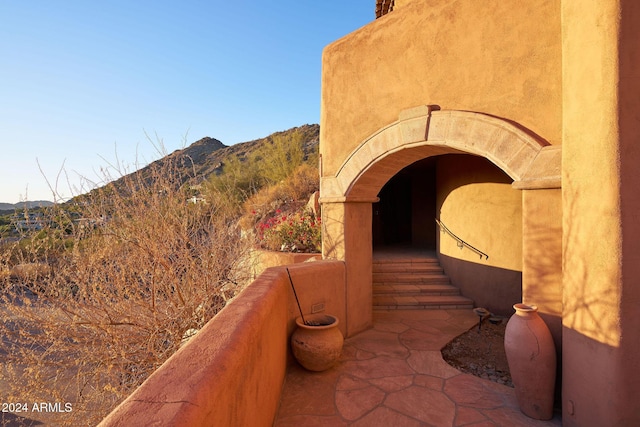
[[393, 0, 411, 9], [522, 188, 562, 351], [98, 268, 290, 427], [322, 201, 373, 336], [561, 1, 640, 425], [249, 249, 321, 280], [320, 0, 561, 177], [435, 154, 522, 315]]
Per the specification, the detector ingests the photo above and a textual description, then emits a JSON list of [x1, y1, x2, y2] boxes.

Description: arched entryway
[[373, 157, 437, 249], [320, 106, 561, 337], [373, 152, 524, 313]]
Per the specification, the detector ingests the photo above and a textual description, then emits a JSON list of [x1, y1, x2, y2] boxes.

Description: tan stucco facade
[[320, 0, 640, 425], [320, 0, 562, 177]]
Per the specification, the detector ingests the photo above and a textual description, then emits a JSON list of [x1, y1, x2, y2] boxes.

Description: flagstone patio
[[275, 309, 562, 426]]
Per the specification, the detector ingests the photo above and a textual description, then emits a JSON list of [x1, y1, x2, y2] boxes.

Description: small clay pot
[[291, 314, 343, 371]]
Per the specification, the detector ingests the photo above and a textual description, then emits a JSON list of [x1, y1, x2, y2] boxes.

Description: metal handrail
[[435, 218, 489, 260]]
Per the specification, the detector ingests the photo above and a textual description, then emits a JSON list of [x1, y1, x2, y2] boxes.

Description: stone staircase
[[372, 253, 474, 310]]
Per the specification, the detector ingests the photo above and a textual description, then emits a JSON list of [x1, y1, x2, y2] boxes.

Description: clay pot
[[504, 303, 556, 420], [291, 314, 343, 371]]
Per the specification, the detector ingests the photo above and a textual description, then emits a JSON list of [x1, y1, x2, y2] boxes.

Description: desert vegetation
[[208, 128, 321, 252], [0, 127, 319, 425]]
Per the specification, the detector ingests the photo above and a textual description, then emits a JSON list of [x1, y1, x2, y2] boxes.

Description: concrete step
[[373, 257, 440, 265], [373, 255, 440, 262], [373, 283, 461, 296], [371, 254, 474, 310], [373, 272, 450, 285], [373, 294, 475, 310], [372, 263, 444, 274]]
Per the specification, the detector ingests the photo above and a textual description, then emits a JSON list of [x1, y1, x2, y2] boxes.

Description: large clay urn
[[291, 314, 343, 372], [504, 303, 556, 420]]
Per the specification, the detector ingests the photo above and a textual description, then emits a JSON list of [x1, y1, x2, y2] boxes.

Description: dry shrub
[[206, 127, 318, 216], [0, 157, 253, 426], [243, 163, 319, 221]]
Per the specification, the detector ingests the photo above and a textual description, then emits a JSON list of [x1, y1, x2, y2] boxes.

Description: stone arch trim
[[320, 106, 561, 203]]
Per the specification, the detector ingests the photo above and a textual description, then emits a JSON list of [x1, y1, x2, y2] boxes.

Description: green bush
[[205, 129, 313, 210], [206, 154, 262, 210], [254, 130, 305, 185]]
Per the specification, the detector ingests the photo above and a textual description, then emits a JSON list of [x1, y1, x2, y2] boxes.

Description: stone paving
[[275, 309, 562, 427]]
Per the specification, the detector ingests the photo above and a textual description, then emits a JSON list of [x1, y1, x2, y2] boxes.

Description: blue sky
[[0, 1, 372, 203]]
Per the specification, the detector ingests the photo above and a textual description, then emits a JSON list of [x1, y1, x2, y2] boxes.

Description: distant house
[[74, 216, 107, 231], [187, 196, 206, 204], [13, 212, 45, 231]]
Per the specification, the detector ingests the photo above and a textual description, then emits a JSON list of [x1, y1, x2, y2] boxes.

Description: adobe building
[[319, 1, 640, 426]]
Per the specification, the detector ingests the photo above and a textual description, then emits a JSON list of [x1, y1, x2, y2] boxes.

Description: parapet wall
[[99, 260, 346, 427]]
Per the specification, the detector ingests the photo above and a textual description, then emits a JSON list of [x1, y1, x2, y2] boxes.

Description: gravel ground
[[441, 317, 513, 387]]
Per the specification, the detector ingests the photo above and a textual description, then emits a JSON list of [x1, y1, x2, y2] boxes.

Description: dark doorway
[[373, 158, 437, 249]]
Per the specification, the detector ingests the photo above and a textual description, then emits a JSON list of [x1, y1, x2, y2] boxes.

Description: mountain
[[162, 123, 318, 180], [1, 125, 320, 213], [0, 200, 54, 211], [106, 124, 319, 191]]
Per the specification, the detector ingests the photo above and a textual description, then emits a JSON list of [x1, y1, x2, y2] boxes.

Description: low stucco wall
[[249, 249, 321, 280], [283, 261, 348, 339], [99, 260, 346, 427]]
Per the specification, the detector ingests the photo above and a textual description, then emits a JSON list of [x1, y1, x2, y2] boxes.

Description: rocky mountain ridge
[[0, 200, 54, 212], [1, 124, 319, 210], [109, 123, 319, 191]]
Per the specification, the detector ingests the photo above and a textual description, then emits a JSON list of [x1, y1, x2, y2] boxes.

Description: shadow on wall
[[320, 203, 346, 260], [439, 253, 521, 316], [521, 188, 562, 352], [563, 179, 622, 348]]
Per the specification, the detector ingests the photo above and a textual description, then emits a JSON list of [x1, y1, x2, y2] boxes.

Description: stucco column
[[521, 188, 563, 400], [321, 200, 373, 337], [562, 1, 640, 425], [521, 189, 562, 350]]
